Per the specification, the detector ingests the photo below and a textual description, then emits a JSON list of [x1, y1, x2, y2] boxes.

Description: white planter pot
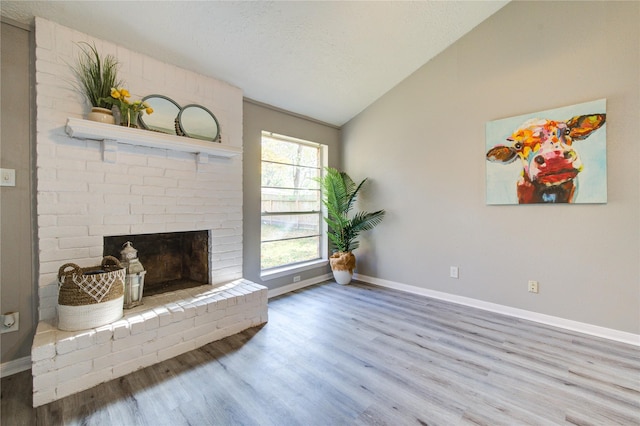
[[333, 269, 353, 285], [330, 251, 356, 285], [87, 107, 115, 125]]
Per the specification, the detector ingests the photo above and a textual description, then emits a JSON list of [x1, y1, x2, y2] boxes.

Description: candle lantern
[[120, 241, 147, 309]]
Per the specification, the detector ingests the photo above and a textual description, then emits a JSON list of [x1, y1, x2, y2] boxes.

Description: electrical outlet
[[293, 275, 301, 283], [0, 168, 16, 187], [450, 266, 459, 279], [528, 280, 539, 293], [1, 312, 19, 334]]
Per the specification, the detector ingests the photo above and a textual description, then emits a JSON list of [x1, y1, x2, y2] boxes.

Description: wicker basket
[[57, 256, 126, 331]]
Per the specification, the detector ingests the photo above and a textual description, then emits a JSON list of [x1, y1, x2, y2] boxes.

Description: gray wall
[[341, 1, 639, 334], [1, 20, 36, 364], [243, 100, 340, 289]]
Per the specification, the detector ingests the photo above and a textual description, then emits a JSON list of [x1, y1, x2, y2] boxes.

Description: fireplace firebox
[[104, 231, 209, 297]]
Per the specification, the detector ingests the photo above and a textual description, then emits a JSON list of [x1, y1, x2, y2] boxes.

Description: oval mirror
[[139, 95, 181, 135], [177, 104, 220, 142]]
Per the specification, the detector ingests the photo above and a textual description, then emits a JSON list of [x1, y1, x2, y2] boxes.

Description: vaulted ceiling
[[2, 1, 509, 126]]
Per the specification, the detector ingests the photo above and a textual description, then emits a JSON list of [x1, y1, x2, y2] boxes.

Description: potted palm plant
[[72, 42, 123, 124], [317, 167, 385, 285]]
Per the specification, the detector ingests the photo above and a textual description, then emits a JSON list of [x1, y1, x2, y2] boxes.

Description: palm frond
[[346, 177, 367, 214], [349, 210, 386, 234], [325, 168, 351, 216], [317, 167, 385, 254]]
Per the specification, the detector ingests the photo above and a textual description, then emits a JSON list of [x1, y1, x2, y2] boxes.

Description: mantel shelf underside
[[65, 117, 241, 162]]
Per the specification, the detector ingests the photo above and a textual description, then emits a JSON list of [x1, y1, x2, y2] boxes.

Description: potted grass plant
[[72, 42, 123, 124], [317, 167, 385, 285]]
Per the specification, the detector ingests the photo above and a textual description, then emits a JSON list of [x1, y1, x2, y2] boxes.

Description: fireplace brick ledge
[[31, 279, 267, 407]]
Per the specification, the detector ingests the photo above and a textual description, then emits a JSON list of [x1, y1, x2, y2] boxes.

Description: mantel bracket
[[102, 139, 118, 163]]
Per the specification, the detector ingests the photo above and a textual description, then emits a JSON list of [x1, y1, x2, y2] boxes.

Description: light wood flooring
[[2, 281, 639, 425]]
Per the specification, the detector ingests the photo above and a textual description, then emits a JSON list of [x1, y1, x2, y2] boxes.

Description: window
[[261, 131, 327, 272]]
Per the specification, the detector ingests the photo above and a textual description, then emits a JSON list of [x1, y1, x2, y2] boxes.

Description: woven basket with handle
[[57, 256, 126, 331]]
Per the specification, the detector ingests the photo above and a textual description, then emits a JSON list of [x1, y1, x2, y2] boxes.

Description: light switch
[[0, 168, 16, 187]]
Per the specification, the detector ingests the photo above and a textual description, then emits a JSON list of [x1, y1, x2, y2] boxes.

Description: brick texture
[[31, 280, 268, 407], [30, 18, 255, 408], [33, 17, 244, 321]]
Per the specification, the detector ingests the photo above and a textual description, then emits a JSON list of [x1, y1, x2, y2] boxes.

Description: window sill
[[260, 259, 329, 281]]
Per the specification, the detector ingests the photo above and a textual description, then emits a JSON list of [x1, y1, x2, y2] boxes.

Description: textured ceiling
[[2, 1, 508, 126]]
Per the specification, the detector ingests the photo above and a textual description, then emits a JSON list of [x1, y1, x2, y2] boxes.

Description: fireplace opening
[[104, 231, 209, 297]]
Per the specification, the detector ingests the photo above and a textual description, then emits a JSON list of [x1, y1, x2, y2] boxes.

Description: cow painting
[[486, 103, 606, 204]]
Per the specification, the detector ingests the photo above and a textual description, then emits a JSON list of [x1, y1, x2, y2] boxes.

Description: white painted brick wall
[[32, 280, 268, 407], [34, 17, 244, 320], [30, 18, 257, 408]]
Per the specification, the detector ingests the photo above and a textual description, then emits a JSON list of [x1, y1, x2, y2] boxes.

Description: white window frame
[[260, 131, 328, 280]]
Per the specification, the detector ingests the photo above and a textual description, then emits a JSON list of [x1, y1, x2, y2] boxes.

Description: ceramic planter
[[87, 107, 115, 125], [330, 251, 356, 285]]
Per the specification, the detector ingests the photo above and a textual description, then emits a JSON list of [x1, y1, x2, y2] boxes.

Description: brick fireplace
[[30, 18, 267, 406]]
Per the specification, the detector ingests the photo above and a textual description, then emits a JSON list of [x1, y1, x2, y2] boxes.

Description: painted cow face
[[487, 114, 606, 186]]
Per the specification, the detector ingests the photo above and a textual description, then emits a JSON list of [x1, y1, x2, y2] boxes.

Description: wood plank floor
[[2, 281, 639, 425]]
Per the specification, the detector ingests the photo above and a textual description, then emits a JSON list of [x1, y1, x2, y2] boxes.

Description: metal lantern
[[120, 241, 147, 309]]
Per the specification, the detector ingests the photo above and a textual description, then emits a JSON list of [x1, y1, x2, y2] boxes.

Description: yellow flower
[[102, 86, 154, 119]]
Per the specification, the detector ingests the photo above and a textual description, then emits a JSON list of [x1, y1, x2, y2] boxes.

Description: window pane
[[261, 236, 320, 270], [261, 214, 320, 241], [261, 162, 320, 189], [261, 188, 320, 213], [262, 137, 319, 168], [261, 131, 326, 271]]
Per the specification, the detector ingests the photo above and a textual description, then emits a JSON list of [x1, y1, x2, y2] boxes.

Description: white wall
[[342, 1, 639, 334]]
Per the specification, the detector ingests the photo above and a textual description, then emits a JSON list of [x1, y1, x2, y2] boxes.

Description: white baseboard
[[355, 273, 640, 347], [268, 273, 333, 299], [0, 356, 31, 378]]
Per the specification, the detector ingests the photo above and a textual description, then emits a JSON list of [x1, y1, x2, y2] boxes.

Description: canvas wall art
[[485, 99, 607, 205]]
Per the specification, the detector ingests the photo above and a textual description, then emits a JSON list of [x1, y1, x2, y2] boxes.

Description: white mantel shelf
[[65, 117, 242, 162]]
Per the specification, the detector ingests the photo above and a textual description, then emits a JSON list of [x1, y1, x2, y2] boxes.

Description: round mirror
[[177, 104, 220, 142], [139, 95, 181, 135]]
